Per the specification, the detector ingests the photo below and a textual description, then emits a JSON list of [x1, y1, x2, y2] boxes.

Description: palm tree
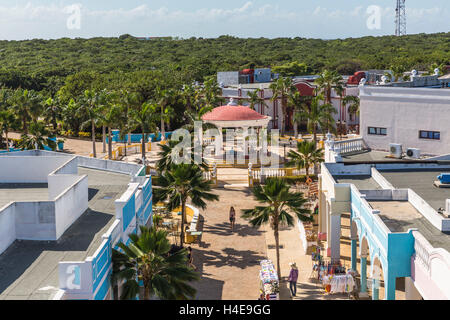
[[314, 70, 343, 105], [78, 89, 103, 158], [129, 101, 159, 162], [242, 178, 311, 280], [286, 140, 324, 181], [156, 87, 176, 140], [155, 164, 219, 245], [299, 95, 336, 148], [288, 91, 312, 138], [0, 109, 17, 151], [100, 95, 122, 160], [43, 96, 62, 131], [342, 96, 360, 125], [112, 226, 199, 300], [270, 77, 295, 136], [10, 89, 32, 134], [156, 136, 209, 173], [245, 88, 267, 112], [18, 122, 56, 151]]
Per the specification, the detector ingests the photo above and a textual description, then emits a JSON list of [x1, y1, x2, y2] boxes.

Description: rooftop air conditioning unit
[[389, 143, 402, 159], [406, 148, 420, 159]]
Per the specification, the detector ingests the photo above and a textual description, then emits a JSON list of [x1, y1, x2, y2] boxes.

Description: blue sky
[[0, 0, 448, 40]]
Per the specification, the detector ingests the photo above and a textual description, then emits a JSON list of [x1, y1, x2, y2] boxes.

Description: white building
[[220, 81, 359, 133], [0, 150, 153, 300], [360, 86, 450, 156]]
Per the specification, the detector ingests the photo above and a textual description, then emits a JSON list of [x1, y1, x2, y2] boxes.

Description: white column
[[329, 213, 341, 263]]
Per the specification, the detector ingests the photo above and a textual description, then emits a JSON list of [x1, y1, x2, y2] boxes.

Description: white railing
[[413, 231, 432, 273], [332, 137, 366, 155]]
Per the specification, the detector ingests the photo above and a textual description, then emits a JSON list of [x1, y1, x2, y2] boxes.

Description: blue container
[[437, 173, 450, 184], [57, 142, 64, 151]]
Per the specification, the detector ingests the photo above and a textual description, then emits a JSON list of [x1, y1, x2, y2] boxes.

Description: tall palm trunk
[[5, 131, 9, 152], [23, 116, 28, 134], [91, 120, 97, 158], [161, 106, 165, 140], [102, 125, 106, 153], [180, 199, 186, 246], [313, 125, 318, 175], [144, 284, 150, 300], [273, 211, 282, 281], [281, 97, 287, 136], [108, 127, 112, 160], [294, 120, 298, 139], [141, 128, 146, 162]]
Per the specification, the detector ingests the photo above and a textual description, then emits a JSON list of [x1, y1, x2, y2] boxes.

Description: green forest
[[0, 32, 449, 92], [0, 32, 449, 155]]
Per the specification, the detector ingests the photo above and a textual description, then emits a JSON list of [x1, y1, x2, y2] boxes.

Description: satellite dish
[[359, 78, 367, 86], [219, 82, 224, 88], [411, 69, 418, 77], [434, 68, 440, 76]]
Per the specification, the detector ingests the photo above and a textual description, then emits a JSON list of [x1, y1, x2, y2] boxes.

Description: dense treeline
[[0, 33, 448, 91]]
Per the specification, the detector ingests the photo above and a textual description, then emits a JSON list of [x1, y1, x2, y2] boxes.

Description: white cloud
[[0, 2, 447, 40]]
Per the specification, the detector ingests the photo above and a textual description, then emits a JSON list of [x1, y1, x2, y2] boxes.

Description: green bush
[[78, 132, 91, 138]]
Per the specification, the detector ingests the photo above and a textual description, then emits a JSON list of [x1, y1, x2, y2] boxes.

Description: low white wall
[[0, 156, 69, 183], [361, 189, 408, 201], [371, 168, 395, 189], [14, 201, 56, 240], [78, 156, 142, 176], [54, 175, 89, 239], [0, 204, 15, 254], [408, 189, 450, 232]]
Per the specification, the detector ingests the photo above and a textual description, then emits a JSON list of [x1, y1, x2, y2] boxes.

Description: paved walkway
[[191, 182, 346, 300], [191, 187, 268, 300]]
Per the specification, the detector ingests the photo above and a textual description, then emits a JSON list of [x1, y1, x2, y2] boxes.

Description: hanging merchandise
[[321, 274, 355, 295], [259, 260, 279, 300]]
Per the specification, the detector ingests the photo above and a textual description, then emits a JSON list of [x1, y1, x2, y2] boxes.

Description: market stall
[[259, 260, 279, 300]]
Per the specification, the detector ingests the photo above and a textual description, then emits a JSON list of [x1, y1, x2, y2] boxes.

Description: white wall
[[54, 176, 89, 239], [360, 86, 450, 155], [14, 201, 57, 240], [0, 156, 69, 183], [0, 204, 15, 254]]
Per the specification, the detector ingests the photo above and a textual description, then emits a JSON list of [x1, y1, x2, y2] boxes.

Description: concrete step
[[222, 183, 249, 189]]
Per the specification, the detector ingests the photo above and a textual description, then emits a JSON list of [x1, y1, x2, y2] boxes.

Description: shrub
[[78, 132, 91, 138]]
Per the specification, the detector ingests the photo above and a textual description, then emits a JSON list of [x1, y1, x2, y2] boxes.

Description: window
[[368, 127, 387, 136], [419, 130, 440, 140]]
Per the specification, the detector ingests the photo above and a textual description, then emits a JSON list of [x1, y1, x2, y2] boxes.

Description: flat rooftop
[[368, 200, 450, 252], [341, 150, 430, 163], [0, 184, 49, 209], [380, 169, 450, 211], [334, 175, 382, 190], [0, 167, 130, 300]]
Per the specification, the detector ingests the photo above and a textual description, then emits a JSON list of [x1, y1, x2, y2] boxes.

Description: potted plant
[[57, 138, 65, 151]]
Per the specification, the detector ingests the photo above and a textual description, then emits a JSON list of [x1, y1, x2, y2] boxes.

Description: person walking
[[187, 246, 196, 270], [288, 262, 299, 297], [229, 206, 236, 231]]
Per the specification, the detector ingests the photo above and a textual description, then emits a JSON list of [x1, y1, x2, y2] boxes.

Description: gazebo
[[201, 98, 272, 136], [201, 98, 272, 162]]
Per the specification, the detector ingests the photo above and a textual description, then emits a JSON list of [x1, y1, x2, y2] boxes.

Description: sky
[[0, 0, 448, 40]]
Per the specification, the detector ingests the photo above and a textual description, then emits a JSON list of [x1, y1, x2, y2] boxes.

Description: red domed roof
[[202, 105, 267, 121]]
